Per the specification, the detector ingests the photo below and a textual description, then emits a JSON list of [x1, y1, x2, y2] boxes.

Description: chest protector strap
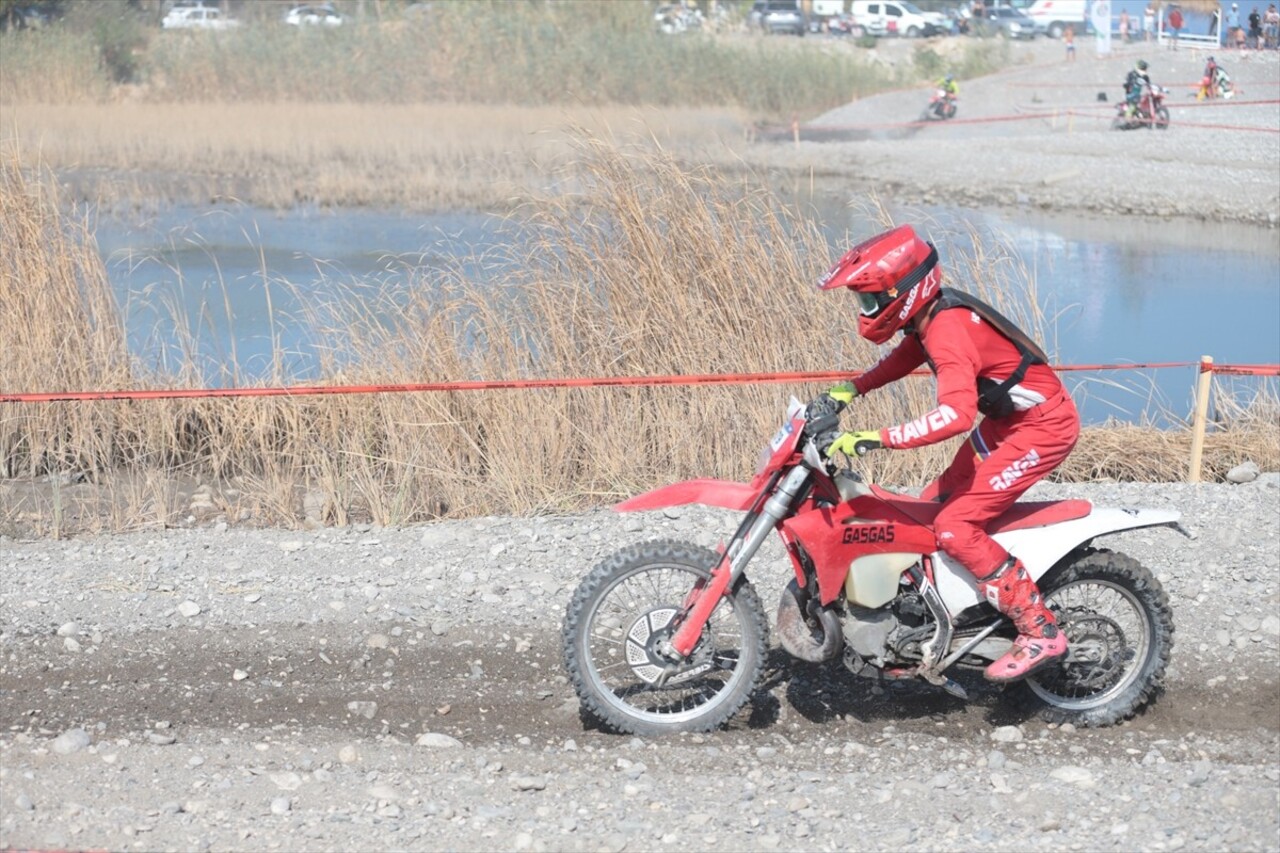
[[918, 288, 1049, 419]]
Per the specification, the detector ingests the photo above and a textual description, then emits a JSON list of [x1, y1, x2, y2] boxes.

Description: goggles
[[856, 288, 899, 318]]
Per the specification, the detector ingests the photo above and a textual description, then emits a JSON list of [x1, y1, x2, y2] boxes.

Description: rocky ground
[[751, 36, 1280, 226], [2, 475, 1278, 852]]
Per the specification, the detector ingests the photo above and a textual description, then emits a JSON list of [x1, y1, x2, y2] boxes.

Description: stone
[[416, 732, 463, 749], [347, 701, 378, 720], [177, 600, 202, 618], [990, 725, 1023, 744], [52, 727, 91, 755], [1226, 461, 1259, 484], [1050, 766, 1096, 788]]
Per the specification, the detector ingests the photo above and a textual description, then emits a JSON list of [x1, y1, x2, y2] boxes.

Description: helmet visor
[[857, 289, 896, 318]]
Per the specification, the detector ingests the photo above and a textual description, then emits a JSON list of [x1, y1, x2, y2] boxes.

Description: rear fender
[[614, 479, 758, 513], [933, 507, 1182, 616]]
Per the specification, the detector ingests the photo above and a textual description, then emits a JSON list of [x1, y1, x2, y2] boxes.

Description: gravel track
[[3, 478, 1278, 852], [759, 38, 1280, 226]]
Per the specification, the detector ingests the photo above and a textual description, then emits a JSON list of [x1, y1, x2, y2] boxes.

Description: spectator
[[1065, 24, 1076, 60], [1227, 3, 1240, 46], [1167, 5, 1183, 49], [1265, 3, 1279, 48], [1144, 2, 1156, 40], [1120, 9, 1130, 42], [1249, 6, 1263, 47]]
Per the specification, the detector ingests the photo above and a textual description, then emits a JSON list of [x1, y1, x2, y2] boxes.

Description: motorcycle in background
[[921, 87, 958, 121], [1197, 68, 1235, 101], [563, 397, 1178, 736], [1112, 82, 1171, 130]]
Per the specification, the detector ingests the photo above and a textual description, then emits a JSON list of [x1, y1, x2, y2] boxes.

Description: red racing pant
[[921, 394, 1080, 579]]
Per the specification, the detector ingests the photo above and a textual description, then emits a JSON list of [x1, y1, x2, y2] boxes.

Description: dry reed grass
[[2, 138, 1276, 537], [0, 102, 750, 212]]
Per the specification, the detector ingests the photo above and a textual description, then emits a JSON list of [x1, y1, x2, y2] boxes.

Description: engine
[[840, 592, 934, 675]]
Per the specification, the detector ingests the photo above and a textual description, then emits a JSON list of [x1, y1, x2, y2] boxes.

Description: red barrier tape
[[4, 362, 1275, 404], [773, 97, 1280, 135], [1206, 363, 1280, 376]]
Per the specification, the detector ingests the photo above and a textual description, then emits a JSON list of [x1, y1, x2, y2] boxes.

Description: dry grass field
[[1, 102, 752, 212], [3, 142, 1275, 536]]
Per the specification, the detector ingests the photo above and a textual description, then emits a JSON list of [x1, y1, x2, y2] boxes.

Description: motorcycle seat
[[868, 485, 1092, 533]]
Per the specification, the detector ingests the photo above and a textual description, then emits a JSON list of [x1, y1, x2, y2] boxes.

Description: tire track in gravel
[[3, 626, 1275, 753]]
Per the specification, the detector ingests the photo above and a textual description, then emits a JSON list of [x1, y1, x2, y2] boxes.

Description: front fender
[[615, 479, 758, 513]]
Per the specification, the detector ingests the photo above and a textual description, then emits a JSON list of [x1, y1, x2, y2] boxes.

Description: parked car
[[754, 0, 808, 35], [284, 4, 344, 27], [161, 5, 240, 30], [985, 5, 1038, 39], [851, 0, 938, 37], [1024, 0, 1087, 38]]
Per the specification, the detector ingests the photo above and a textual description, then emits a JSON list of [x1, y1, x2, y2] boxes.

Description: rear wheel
[[1154, 106, 1171, 129], [1020, 548, 1174, 727], [563, 540, 768, 736]]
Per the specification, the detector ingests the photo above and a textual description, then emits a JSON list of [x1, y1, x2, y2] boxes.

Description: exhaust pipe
[[776, 579, 842, 663]]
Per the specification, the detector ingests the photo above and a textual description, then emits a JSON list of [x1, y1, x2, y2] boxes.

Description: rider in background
[[1124, 59, 1152, 117], [815, 225, 1081, 683], [937, 74, 959, 99], [1200, 55, 1232, 98]]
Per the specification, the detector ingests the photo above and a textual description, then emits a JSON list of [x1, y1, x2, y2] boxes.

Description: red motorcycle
[[922, 87, 958, 121], [1113, 82, 1171, 130], [563, 397, 1178, 735]]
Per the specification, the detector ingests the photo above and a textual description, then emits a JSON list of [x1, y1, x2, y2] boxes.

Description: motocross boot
[[979, 557, 1068, 683]]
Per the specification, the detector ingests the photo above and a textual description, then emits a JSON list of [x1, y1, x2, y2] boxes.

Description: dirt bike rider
[[1200, 56, 1229, 99], [1123, 59, 1152, 118], [936, 74, 959, 100], [813, 225, 1081, 682]]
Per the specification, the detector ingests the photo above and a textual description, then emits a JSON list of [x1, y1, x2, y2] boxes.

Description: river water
[[93, 199, 1279, 425]]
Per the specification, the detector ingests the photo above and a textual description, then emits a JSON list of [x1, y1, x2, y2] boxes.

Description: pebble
[[416, 733, 463, 749], [52, 728, 92, 755], [991, 726, 1023, 744], [177, 600, 201, 618], [270, 797, 291, 815], [1050, 766, 1096, 788]]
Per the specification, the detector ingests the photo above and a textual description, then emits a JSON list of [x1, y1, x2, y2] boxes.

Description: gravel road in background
[[759, 39, 1280, 226], [3, 477, 1278, 852]]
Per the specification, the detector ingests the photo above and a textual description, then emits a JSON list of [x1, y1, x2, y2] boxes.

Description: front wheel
[[1021, 548, 1174, 727], [562, 540, 768, 736]]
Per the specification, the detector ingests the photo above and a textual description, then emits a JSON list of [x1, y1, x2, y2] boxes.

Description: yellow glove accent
[[827, 382, 858, 405], [826, 430, 884, 458]]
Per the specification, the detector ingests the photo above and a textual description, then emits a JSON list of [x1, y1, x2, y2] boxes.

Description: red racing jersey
[[852, 307, 1066, 450]]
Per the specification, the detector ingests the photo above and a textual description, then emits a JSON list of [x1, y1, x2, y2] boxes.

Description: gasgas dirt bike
[[1112, 82, 1171, 130], [563, 398, 1178, 736], [921, 87, 958, 121]]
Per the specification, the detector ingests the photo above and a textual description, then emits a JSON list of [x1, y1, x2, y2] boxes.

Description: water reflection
[[95, 200, 1279, 425]]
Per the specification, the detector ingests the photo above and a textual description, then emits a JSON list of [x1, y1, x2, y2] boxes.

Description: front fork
[[663, 466, 811, 660]]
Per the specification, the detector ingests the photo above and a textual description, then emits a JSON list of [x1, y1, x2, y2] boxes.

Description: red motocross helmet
[[818, 224, 942, 345]]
